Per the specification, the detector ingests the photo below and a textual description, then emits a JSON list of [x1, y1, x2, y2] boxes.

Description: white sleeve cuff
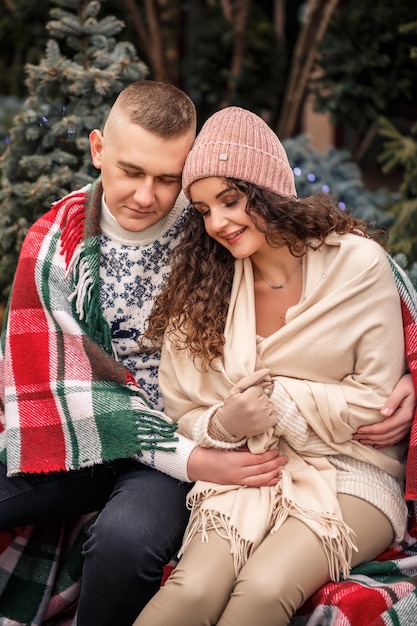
[[191, 404, 247, 450], [134, 433, 197, 483]]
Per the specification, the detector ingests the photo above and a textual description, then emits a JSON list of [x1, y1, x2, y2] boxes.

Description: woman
[[134, 107, 409, 626]]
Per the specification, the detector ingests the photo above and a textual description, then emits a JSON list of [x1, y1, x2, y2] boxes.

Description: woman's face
[[189, 177, 268, 259]]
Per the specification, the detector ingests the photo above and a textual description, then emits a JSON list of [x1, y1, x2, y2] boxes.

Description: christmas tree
[[378, 117, 417, 271], [0, 0, 148, 301], [283, 134, 394, 229]]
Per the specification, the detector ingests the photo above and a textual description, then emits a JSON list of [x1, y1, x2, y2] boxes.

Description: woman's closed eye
[[191, 196, 241, 218]]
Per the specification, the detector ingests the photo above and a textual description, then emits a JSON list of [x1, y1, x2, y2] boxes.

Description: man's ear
[[89, 129, 104, 169]]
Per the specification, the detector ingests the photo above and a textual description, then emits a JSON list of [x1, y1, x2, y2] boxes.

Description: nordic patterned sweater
[[99, 188, 196, 479]]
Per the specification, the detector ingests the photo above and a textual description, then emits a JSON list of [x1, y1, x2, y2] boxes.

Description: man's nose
[[133, 178, 155, 206]]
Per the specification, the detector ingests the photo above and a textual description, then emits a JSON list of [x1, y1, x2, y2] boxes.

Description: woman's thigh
[[133, 529, 236, 626], [217, 495, 394, 626], [338, 493, 394, 567], [218, 516, 330, 626]]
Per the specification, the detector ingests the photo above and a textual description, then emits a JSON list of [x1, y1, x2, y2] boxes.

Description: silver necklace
[[256, 262, 302, 290]]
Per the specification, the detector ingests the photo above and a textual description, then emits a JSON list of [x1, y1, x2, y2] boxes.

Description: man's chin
[[117, 212, 159, 233]]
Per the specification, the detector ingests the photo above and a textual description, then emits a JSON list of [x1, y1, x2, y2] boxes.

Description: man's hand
[[353, 373, 416, 448], [187, 446, 287, 487]]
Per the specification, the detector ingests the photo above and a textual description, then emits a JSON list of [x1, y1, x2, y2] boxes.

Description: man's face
[[90, 116, 194, 232]]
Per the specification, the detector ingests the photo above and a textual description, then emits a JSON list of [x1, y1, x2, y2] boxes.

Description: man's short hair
[[112, 80, 196, 139]]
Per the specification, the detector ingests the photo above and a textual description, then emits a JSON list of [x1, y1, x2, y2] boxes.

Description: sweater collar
[[99, 191, 188, 245]]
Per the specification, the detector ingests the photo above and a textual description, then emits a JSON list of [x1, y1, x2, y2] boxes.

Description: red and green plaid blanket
[[0, 255, 416, 623], [0, 181, 178, 477]]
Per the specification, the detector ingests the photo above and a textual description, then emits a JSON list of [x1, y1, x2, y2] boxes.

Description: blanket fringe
[[132, 401, 179, 451], [59, 192, 87, 268], [67, 254, 94, 321]]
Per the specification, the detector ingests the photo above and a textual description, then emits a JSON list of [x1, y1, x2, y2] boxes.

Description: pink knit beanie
[[182, 106, 296, 200]]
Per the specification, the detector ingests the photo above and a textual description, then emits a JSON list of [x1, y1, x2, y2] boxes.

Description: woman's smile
[[223, 227, 247, 243]]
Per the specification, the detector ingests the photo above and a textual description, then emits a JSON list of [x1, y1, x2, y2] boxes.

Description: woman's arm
[[158, 343, 275, 447], [155, 346, 287, 484]]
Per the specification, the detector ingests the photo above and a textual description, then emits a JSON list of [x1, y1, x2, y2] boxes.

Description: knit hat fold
[[182, 106, 296, 199]]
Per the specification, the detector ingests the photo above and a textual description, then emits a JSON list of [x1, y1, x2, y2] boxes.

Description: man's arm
[[353, 373, 415, 447], [137, 433, 287, 486]]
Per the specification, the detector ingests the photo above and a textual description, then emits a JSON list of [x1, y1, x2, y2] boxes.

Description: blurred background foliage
[[0, 0, 416, 306]]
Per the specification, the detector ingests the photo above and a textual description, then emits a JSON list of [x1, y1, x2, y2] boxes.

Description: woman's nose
[[208, 207, 229, 232]]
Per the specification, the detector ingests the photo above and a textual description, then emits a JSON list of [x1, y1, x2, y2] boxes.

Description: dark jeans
[[0, 460, 192, 626], [0, 461, 117, 528]]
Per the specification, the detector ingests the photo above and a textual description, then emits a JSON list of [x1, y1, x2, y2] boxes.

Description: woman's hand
[[212, 383, 276, 441], [353, 373, 416, 447]]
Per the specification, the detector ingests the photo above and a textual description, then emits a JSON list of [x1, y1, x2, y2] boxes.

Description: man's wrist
[[187, 446, 203, 482]]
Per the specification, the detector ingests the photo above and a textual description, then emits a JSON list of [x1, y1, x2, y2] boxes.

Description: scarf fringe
[[179, 499, 255, 576], [272, 494, 357, 581], [65, 241, 82, 279], [180, 483, 358, 580]]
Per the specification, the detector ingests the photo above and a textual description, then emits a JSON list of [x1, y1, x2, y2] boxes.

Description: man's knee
[[84, 510, 151, 562]]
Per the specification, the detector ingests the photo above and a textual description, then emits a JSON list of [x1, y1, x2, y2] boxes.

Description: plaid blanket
[[0, 180, 178, 476], [0, 255, 416, 623], [0, 518, 92, 626], [0, 180, 178, 623]]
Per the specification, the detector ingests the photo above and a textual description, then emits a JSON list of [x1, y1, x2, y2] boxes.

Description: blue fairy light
[[307, 173, 316, 182], [322, 184, 330, 193], [293, 167, 302, 176]]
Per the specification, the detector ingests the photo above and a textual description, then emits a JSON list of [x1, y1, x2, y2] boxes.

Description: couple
[[0, 80, 414, 625]]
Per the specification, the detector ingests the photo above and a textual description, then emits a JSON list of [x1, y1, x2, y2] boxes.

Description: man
[[0, 81, 414, 626]]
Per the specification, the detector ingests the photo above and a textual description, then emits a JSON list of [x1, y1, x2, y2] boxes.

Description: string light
[[291, 167, 347, 210]]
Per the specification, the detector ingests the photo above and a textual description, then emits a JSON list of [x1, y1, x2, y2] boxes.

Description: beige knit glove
[[208, 369, 276, 442]]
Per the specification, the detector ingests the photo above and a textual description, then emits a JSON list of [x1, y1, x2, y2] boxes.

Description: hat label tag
[[219, 153, 228, 160]]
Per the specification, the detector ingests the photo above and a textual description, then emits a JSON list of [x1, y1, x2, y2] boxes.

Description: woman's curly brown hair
[[143, 179, 385, 370]]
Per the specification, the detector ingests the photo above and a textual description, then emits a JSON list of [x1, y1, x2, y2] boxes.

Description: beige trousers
[[133, 494, 394, 626]]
